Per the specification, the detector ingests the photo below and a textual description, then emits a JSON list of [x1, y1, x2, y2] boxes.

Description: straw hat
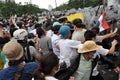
[[78, 41, 102, 53], [3, 41, 23, 60]]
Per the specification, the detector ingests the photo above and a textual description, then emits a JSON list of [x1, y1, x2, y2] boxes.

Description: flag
[[94, 13, 110, 32], [67, 13, 84, 23]]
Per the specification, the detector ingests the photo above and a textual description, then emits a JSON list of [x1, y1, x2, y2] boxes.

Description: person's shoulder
[[83, 29, 87, 32], [24, 62, 39, 71], [29, 45, 35, 49], [46, 36, 51, 39], [25, 62, 39, 67], [0, 66, 17, 76]]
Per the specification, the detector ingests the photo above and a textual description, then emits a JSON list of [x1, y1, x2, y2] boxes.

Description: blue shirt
[[0, 62, 38, 80]]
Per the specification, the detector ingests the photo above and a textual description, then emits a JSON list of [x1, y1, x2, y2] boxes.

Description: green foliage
[[85, 0, 101, 7], [55, 3, 68, 10], [55, 0, 101, 10], [0, 2, 47, 18], [68, 0, 82, 9], [0, 0, 101, 17]]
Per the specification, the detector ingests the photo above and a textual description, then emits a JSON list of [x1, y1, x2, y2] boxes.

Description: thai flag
[[94, 13, 110, 32]]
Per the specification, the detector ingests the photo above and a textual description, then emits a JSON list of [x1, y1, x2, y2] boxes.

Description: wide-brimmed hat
[[78, 41, 102, 53], [3, 41, 23, 60]]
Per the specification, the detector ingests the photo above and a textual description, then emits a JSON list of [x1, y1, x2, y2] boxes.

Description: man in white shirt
[[58, 25, 83, 68], [51, 22, 61, 58]]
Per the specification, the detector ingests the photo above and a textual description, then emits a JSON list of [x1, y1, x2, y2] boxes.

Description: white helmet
[[13, 29, 28, 40]]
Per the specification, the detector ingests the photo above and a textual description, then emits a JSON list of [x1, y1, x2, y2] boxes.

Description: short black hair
[[75, 23, 85, 28], [17, 21, 25, 29], [84, 30, 96, 41], [28, 33, 35, 39], [36, 27, 45, 38], [92, 27, 100, 34], [52, 25, 61, 34], [35, 23, 42, 29], [58, 17, 67, 23], [10, 27, 18, 37], [72, 18, 82, 25]]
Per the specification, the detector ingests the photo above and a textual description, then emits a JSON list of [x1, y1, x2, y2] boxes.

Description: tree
[[0, 2, 47, 18], [55, 0, 100, 10]]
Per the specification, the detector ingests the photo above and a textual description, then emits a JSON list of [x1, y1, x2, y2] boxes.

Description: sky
[[15, 0, 69, 10]]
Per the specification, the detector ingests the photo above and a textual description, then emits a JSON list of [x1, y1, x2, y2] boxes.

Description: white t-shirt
[[51, 34, 60, 58], [46, 30, 53, 38], [95, 35, 104, 42], [58, 39, 83, 67], [93, 48, 109, 59], [45, 76, 58, 80], [72, 29, 86, 42]]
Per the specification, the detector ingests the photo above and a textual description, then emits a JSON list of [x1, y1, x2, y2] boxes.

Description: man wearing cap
[[13, 29, 28, 47], [13, 29, 41, 62], [0, 41, 38, 80], [84, 30, 119, 80], [51, 22, 61, 58], [58, 25, 83, 68], [73, 41, 102, 80]]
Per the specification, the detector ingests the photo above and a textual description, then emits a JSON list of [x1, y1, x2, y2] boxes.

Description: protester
[[72, 18, 86, 42], [0, 22, 9, 70], [73, 41, 102, 80], [36, 27, 53, 55], [91, 27, 118, 43], [51, 22, 61, 58], [17, 21, 26, 29], [84, 30, 118, 80], [13, 29, 28, 47], [13, 29, 41, 62], [58, 25, 83, 68], [9, 27, 18, 41], [0, 41, 38, 80], [34, 53, 59, 80]]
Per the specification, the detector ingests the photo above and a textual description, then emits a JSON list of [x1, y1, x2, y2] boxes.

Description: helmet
[[13, 29, 28, 40]]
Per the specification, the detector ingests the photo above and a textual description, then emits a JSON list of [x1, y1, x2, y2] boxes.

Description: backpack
[[24, 43, 35, 63]]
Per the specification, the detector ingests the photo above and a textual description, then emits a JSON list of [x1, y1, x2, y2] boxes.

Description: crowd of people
[[0, 13, 120, 80]]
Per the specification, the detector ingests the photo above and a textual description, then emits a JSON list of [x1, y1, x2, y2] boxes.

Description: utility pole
[[55, 0, 57, 8]]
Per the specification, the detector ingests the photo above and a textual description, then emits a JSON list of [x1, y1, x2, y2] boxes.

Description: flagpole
[[55, 0, 57, 8]]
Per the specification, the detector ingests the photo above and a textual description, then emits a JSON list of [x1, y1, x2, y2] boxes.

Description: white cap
[[13, 29, 28, 40]]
